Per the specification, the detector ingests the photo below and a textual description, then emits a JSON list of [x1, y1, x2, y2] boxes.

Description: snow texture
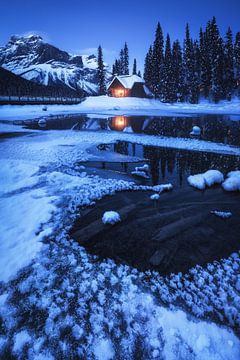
[[0, 120, 240, 359]]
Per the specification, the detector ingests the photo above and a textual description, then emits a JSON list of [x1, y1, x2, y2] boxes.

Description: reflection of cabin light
[[111, 116, 128, 131]]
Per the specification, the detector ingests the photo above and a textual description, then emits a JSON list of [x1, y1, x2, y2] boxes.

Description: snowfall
[[0, 98, 240, 359]]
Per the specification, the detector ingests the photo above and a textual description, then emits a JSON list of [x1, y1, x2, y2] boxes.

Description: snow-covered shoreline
[[0, 124, 240, 359], [0, 96, 240, 121]]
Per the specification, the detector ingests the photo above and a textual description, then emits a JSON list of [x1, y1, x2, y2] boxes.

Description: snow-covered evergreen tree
[[183, 24, 199, 103], [199, 27, 212, 98], [144, 46, 154, 90], [172, 40, 184, 101], [152, 22, 164, 97], [161, 34, 176, 102], [119, 49, 125, 75], [224, 27, 234, 100], [209, 17, 225, 102], [132, 58, 137, 75], [123, 42, 129, 75], [97, 45, 106, 95], [234, 32, 240, 96]]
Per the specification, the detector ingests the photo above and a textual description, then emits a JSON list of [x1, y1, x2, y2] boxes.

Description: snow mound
[[222, 171, 240, 192], [131, 170, 150, 179], [211, 210, 232, 219], [150, 194, 160, 200], [190, 125, 201, 136], [188, 170, 224, 190], [135, 164, 149, 172], [102, 211, 121, 225]]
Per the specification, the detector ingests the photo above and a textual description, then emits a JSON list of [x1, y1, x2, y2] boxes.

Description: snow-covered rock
[[190, 125, 201, 136], [222, 171, 240, 192], [102, 211, 121, 225], [188, 170, 224, 190], [0, 34, 111, 95], [150, 194, 160, 200]]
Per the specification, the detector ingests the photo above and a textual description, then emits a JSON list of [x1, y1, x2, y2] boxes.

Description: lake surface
[[24, 113, 240, 146], [23, 113, 240, 187]]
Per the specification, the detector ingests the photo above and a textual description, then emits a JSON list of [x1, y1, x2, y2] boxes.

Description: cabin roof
[[107, 75, 144, 90]]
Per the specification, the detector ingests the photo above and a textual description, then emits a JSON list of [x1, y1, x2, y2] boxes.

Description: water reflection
[[24, 113, 240, 146], [106, 141, 240, 186]]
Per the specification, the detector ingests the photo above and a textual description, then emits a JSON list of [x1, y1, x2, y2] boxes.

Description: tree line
[[97, 17, 240, 103], [144, 17, 240, 103]]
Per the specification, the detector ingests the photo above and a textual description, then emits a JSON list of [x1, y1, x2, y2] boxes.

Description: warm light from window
[[114, 88, 125, 97]]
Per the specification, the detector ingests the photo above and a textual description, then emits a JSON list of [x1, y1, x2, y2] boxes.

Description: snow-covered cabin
[[107, 75, 152, 98]]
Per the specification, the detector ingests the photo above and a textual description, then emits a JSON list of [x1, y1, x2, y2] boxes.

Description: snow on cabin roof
[[107, 74, 144, 90]]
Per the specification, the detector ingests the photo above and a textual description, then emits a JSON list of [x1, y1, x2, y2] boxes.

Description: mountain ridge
[[0, 34, 110, 95]]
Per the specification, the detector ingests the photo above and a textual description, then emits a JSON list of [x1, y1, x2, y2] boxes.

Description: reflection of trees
[[143, 146, 160, 185], [113, 139, 240, 186], [142, 114, 240, 146]]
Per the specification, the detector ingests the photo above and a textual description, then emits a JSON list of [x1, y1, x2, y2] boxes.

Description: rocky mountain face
[[0, 35, 110, 95]]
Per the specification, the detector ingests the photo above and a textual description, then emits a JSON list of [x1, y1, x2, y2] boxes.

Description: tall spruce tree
[[152, 22, 164, 97], [144, 46, 154, 91], [184, 24, 199, 103], [123, 42, 129, 75], [97, 45, 106, 95], [161, 34, 176, 102], [199, 27, 212, 98], [235, 32, 240, 96], [132, 58, 137, 75], [207, 17, 225, 102], [172, 40, 184, 101], [119, 49, 125, 75], [224, 27, 234, 100]]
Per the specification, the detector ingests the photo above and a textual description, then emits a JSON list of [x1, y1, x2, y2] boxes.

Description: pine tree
[[184, 24, 199, 103], [112, 64, 115, 75], [209, 17, 225, 102], [199, 27, 212, 98], [161, 34, 176, 102], [152, 22, 164, 97], [172, 40, 184, 101], [97, 45, 106, 95], [212, 37, 225, 102], [224, 27, 234, 100], [114, 59, 120, 75], [123, 42, 129, 75], [132, 58, 137, 75], [144, 46, 154, 90], [137, 70, 142, 77], [235, 32, 240, 96], [119, 49, 125, 75]]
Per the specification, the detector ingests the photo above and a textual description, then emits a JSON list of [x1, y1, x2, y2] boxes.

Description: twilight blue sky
[[1, 0, 240, 71]]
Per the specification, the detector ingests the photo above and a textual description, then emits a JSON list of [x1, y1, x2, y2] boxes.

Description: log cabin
[[107, 75, 152, 98]]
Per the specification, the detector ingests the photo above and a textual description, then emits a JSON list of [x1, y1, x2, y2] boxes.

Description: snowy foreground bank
[[0, 127, 240, 359], [0, 96, 240, 121]]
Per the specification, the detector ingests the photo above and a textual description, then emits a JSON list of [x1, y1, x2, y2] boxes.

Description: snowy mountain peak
[[9, 34, 43, 44], [0, 35, 110, 95]]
